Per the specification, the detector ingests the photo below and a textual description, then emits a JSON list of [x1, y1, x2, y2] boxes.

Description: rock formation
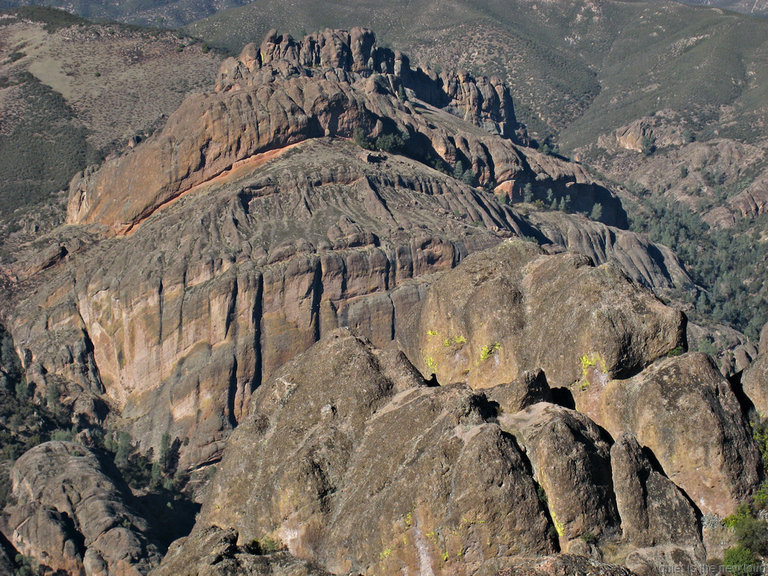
[[188, 330, 555, 576], [399, 239, 685, 390], [742, 323, 768, 417], [574, 352, 761, 517], [1, 28, 678, 475], [2, 441, 161, 575], [610, 434, 702, 550], [65, 27, 622, 235], [500, 403, 620, 551], [0, 26, 763, 576]]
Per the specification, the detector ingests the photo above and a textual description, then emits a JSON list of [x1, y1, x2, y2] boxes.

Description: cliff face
[[65, 27, 622, 235], [2, 27, 759, 576], [3, 28, 659, 474], [15, 138, 530, 470]]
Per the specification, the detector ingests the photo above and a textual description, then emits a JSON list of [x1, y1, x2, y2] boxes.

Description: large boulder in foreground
[[499, 403, 620, 551], [1, 441, 161, 576], [610, 434, 702, 550], [400, 239, 685, 390], [193, 330, 556, 576], [578, 353, 761, 517]]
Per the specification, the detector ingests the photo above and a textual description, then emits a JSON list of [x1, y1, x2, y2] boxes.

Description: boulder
[[742, 338, 768, 418], [1, 441, 161, 575], [577, 353, 761, 517], [151, 526, 332, 576], [484, 368, 551, 414], [195, 330, 556, 575], [401, 239, 685, 390], [610, 434, 702, 549], [499, 403, 620, 550]]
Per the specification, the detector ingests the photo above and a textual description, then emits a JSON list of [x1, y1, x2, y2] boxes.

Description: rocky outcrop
[[575, 353, 761, 517], [151, 526, 333, 576], [3, 28, 652, 475], [495, 554, 635, 576], [1, 441, 161, 575], [610, 434, 702, 553], [195, 330, 556, 575], [742, 322, 768, 417], [11, 137, 539, 470], [730, 167, 768, 220], [400, 239, 685, 390], [177, 326, 731, 575], [527, 210, 694, 294], [484, 369, 551, 414], [500, 403, 620, 551], [65, 28, 620, 235], [596, 111, 688, 154]]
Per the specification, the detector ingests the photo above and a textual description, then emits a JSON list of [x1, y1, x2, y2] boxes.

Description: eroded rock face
[[527, 210, 693, 295], [742, 323, 768, 417], [151, 526, 333, 576], [65, 28, 620, 235], [196, 330, 556, 576], [495, 554, 635, 576], [611, 434, 702, 551], [576, 353, 761, 517], [400, 239, 685, 390], [499, 403, 620, 551], [11, 138, 536, 470], [1, 441, 161, 576]]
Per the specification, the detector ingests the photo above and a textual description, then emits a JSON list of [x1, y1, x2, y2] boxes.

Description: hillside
[[2, 26, 756, 576], [0, 7, 223, 250]]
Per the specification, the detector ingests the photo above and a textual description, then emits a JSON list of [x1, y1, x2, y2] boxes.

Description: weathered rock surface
[[2, 27, 684, 476], [1, 441, 161, 576], [500, 403, 620, 550], [624, 546, 705, 576], [494, 554, 635, 576], [610, 434, 702, 551], [484, 369, 551, 414], [195, 330, 556, 576], [596, 112, 688, 154], [151, 526, 332, 576], [527, 210, 694, 294], [575, 353, 760, 517], [10, 137, 538, 470], [66, 28, 622, 234], [741, 354, 768, 418], [400, 239, 685, 390], [741, 322, 768, 417]]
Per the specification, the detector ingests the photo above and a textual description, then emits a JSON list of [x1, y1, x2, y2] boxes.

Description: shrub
[[353, 127, 374, 150], [641, 135, 656, 156], [723, 545, 757, 576], [523, 183, 534, 203], [734, 515, 768, 555]]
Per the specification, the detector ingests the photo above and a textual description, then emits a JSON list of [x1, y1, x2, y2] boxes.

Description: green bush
[[723, 545, 757, 576], [734, 515, 768, 555]]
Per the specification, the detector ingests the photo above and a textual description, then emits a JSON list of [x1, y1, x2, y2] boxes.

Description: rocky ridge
[[65, 27, 624, 234], [1, 26, 761, 576], [0, 28, 689, 477]]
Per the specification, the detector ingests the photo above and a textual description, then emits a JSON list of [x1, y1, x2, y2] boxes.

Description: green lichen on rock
[[480, 342, 501, 361]]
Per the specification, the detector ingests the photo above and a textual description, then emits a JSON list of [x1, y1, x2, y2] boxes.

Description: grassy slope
[[0, 8, 222, 235]]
